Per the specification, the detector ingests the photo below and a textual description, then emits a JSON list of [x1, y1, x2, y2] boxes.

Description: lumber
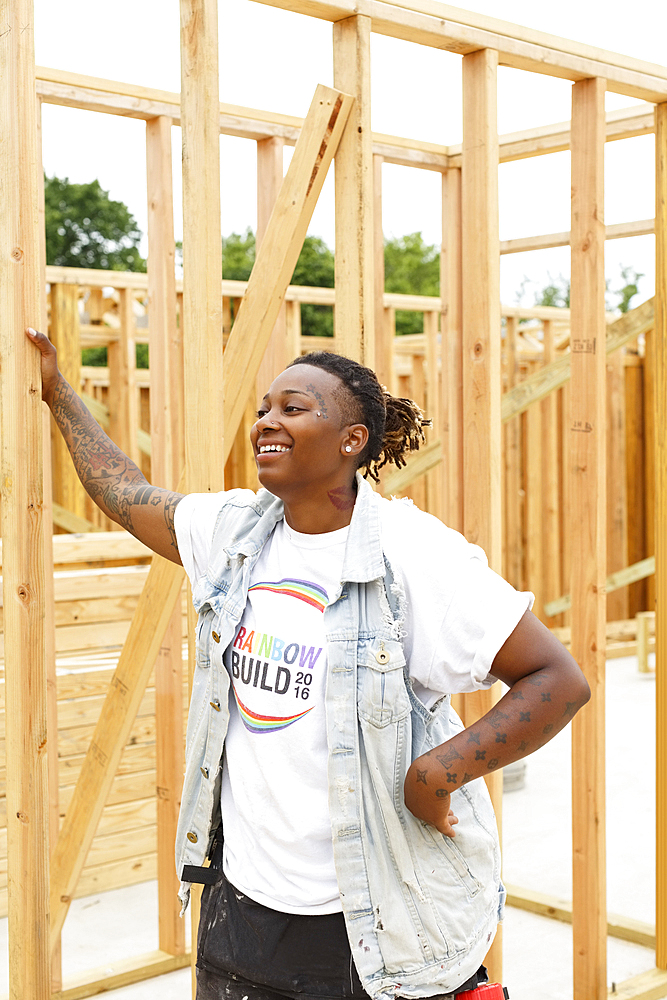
[[503, 316, 523, 591], [655, 100, 667, 971], [380, 440, 442, 497], [505, 884, 656, 949], [180, 0, 224, 494], [333, 15, 374, 365], [252, 0, 667, 102], [460, 48, 502, 982], [256, 136, 289, 391], [605, 968, 667, 1000], [48, 555, 185, 953], [108, 289, 140, 466], [0, 3, 50, 995], [544, 556, 656, 618], [501, 298, 655, 422], [50, 283, 87, 521], [645, 327, 656, 613], [50, 949, 190, 1000], [569, 77, 607, 1000], [606, 348, 629, 621], [499, 218, 655, 255], [442, 167, 463, 533], [51, 503, 102, 534], [222, 84, 353, 452], [146, 111, 185, 957], [373, 155, 391, 390], [541, 322, 561, 620]]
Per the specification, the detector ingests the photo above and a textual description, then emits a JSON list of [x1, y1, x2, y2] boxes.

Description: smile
[[258, 445, 291, 454]]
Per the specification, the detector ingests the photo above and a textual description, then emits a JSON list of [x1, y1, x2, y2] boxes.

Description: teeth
[[259, 444, 290, 453]]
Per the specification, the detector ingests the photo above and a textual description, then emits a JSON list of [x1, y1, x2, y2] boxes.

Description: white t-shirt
[[175, 491, 533, 915]]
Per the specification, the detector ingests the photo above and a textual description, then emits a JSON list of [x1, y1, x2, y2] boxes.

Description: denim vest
[[176, 475, 504, 998]]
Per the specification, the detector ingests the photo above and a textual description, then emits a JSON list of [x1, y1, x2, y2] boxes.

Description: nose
[[255, 409, 280, 432]]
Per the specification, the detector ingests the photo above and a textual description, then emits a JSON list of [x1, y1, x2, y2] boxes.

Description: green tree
[[529, 266, 643, 313], [384, 233, 440, 335], [221, 230, 335, 337], [45, 175, 146, 272]]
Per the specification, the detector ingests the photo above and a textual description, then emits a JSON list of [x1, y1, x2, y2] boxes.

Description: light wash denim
[[176, 474, 505, 998]]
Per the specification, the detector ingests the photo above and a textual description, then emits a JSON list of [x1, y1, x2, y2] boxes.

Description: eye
[[256, 409, 268, 419], [284, 405, 303, 413]]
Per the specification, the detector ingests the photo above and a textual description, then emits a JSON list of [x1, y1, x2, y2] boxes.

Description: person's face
[[250, 365, 361, 497]]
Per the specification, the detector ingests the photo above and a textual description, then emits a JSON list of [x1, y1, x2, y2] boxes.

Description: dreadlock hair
[[288, 352, 430, 483]]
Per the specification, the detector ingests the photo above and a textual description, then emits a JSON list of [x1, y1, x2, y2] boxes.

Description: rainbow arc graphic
[[233, 686, 314, 734]]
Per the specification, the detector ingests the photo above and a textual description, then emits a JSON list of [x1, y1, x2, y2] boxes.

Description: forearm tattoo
[[50, 379, 182, 551]]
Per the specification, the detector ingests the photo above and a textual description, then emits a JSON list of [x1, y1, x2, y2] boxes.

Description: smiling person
[[28, 330, 589, 1000]]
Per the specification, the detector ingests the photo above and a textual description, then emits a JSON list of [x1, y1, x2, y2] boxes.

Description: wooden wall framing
[[2, 1, 667, 998]]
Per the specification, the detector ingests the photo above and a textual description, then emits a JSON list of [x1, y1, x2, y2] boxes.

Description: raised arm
[[27, 328, 183, 564], [404, 609, 590, 835]]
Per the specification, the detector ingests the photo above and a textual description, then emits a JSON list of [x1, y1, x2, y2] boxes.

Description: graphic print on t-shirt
[[227, 577, 328, 735]]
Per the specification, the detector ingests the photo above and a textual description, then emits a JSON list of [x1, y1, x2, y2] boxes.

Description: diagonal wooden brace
[[49, 82, 353, 955], [223, 83, 353, 456], [49, 555, 185, 953]]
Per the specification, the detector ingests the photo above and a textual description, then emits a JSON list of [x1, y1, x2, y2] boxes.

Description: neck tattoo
[[328, 485, 356, 511]]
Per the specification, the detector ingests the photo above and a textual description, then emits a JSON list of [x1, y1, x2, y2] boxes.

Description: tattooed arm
[[27, 328, 183, 564], [404, 610, 590, 836]]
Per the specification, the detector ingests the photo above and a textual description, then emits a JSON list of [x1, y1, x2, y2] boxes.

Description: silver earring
[[317, 411, 321, 417], [345, 445, 352, 453]]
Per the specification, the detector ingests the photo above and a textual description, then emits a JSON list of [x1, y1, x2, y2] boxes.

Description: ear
[[342, 423, 369, 457]]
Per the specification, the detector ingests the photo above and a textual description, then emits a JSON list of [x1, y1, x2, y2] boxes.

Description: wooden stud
[[460, 48, 502, 982], [625, 356, 647, 617], [256, 136, 289, 394], [374, 154, 391, 389], [0, 2, 50, 994], [569, 76, 607, 1000], [606, 348, 628, 621], [333, 15, 374, 366], [108, 288, 140, 468], [180, 0, 224, 496], [424, 309, 443, 520], [542, 321, 561, 620], [50, 283, 87, 522], [525, 398, 543, 620], [655, 99, 667, 971], [503, 316, 523, 591], [222, 85, 353, 454], [442, 167, 463, 533], [644, 326, 656, 613], [146, 113, 186, 958], [636, 611, 654, 674]]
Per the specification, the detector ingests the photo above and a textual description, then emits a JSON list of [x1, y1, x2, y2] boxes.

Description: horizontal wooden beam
[[500, 218, 655, 255], [607, 968, 667, 1000], [50, 949, 190, 1000], [36, 67, 660, 169], [502, 297, 655, 423], [52, 503, 102, 534], [250, 0, 667, 102], [545, 556, 655, 618], [505, 883, 656, 949]]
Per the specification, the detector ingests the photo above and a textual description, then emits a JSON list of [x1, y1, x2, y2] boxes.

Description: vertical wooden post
[[525, 398, 543, 620], [606, 348, 628, 622], [569, 76, 607, 1000], [374, 153, 391, 389], [36, 93, 62, 993], [333, 14, 374, 366], [503, 316, 523, 591], [181, 2, 224, 989], [442, 167, 463, 533], [50, 282, 86, 519], [461, 48, 502, 982], [654, 99, 667, 971], [108, 288, 140, 466], [0, 2, 50, 996], [146, 113, 186, 958], [180, 0, 224, 496], [424, 309, 443, 520], [644, 326, 656, 613], [542, 321, 561, 618], [256, 136, 288, 391]]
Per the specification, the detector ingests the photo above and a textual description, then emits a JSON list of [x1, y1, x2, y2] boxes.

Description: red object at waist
[[456, 984, 509, 1000]]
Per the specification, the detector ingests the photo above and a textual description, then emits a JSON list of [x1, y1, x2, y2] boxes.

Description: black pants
[[195, 859, 488, 1000]]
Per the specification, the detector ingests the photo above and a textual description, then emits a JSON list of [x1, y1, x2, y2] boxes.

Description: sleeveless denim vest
[[176, 475, 505, 998]]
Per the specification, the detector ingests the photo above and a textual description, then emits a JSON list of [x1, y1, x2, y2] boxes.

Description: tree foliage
[[45, 175, 146, 272], [530, 266, 644, 314]]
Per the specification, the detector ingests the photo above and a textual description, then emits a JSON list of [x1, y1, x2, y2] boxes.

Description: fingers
[[26, 327, 51, 352]]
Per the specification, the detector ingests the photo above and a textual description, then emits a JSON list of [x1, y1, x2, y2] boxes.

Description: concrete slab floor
[[0, 653, 660, 999]]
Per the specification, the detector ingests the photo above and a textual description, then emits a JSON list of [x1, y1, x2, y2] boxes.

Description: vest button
[[187, 832, 198, 844], [212, 631, 220, 643], [210, 700, 221, 712], [375, 642, 390, 665], [200, 766, 209, 779]]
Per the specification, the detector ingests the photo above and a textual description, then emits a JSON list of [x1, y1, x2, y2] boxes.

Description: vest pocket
[[356, 639, 410, 728], [420, 824, 482, 899]]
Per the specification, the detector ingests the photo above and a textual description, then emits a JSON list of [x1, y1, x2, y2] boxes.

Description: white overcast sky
[[35, 0, 667, 306]]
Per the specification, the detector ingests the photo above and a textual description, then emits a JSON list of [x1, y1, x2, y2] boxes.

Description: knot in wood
[[17, 585, 29, 603], [474, 341, 483, 357], [11, 247, 23, 262], [16, 811, 28, 824]]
